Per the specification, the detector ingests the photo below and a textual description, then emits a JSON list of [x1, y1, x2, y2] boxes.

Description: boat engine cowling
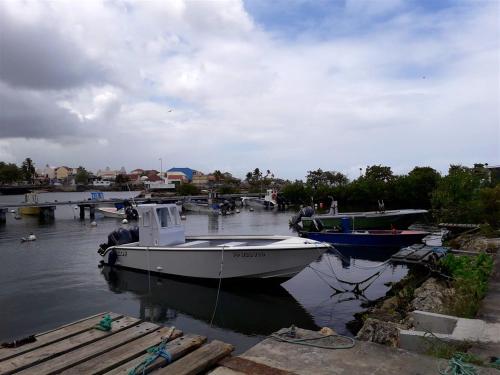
[[290, 206, 315, 227], [98, 226, 139, 254]]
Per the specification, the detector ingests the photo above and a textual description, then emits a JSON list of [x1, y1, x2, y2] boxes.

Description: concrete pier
[[211, 327, 500, 375], [38, 206, 55, 222]]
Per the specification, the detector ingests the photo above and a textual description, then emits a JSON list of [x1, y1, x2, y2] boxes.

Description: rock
[[319, 327, 336, 336], [450, 234, 500, 252], [411, 277, 454, 314], [356, 318, 401, 347]]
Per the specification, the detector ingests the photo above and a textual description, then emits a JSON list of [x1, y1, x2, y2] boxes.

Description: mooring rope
[[128, 327, 176, 375], [210, 245, 225, 327], [269, 326, 355, 350]]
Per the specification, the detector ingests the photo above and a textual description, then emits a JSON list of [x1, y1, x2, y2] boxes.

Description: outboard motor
[[125, 206, 138, 221], [98, 226, 139, 255], [289, 206, 315, 227]]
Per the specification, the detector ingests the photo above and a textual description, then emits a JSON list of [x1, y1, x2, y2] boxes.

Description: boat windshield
[[169, 206, 180, 225], [157, 208, 172, 227]]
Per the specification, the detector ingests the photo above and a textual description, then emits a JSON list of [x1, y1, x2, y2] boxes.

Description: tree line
[[279, 164, 499, 228]]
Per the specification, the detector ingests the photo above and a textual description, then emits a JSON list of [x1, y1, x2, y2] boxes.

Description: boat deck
[[0, 312, 233, 375]]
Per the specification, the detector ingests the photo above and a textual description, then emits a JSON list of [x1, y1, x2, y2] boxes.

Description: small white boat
[[241, 189, 278, 209], [98, 204, 331, 281], [97, 207, 126, 219]]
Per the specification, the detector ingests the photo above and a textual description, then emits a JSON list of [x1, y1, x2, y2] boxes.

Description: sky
[[0, 0, 498, 180]]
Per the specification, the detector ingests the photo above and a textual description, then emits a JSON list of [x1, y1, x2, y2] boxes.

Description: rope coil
[[269, 326, 355, 350]]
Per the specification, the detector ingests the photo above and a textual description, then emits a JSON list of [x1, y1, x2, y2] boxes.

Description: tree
[[431, 165, 487, 223], [177, 183, 199, 196], [213, 170, 223, 183], [75, 166, 90, 184], [21, 158, 35, 184], [115, 174, 130, 184], [363, 165, 394, 182], [245, 172, 252, 183], [0, 162, 22, 184]]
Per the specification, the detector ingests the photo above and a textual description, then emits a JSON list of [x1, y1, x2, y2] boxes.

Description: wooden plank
[[0, 316, 139, 375], [0, 313, 123, 362], [62, 327, 183, 375], [156, 340, 234, 375], [16, 321, 158, 375], [219, 357, 297, 375], [103, 333, 206, 375]]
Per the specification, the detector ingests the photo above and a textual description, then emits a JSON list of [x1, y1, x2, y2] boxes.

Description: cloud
[[0, 83, 85, 139], [0, 2, 108, 90], [0, 0, 497, 179]]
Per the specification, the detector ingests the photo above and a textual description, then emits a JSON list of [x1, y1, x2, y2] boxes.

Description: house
[[167, 167, 196, 182], [55, 166, 72, 180], [166, 174, 187, 185], [130, 169, 144, 175], [126, 174, 143, 186], [97, 167, 118, 181]]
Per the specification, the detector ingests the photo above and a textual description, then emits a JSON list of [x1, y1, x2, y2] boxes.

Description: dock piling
[[79, 205, 85, 220], [0, 208, 6, 224], [89, 205, 95, 220]]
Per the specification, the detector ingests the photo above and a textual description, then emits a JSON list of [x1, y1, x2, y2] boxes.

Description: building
[[130, 169, 144, 175], [55, 166, 72, 180], [97, 167, 118, 181], [167, 167, 196, 182]]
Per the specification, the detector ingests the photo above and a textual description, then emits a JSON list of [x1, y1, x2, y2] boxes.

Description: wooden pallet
[[0, 312, 233, 375]]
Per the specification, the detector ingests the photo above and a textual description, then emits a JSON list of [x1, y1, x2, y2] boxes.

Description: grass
[[439, 252, 494, 318]]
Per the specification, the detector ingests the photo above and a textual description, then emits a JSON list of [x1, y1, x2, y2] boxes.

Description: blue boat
[[300, 217, 429, 248], [301, 229, 429, 248]]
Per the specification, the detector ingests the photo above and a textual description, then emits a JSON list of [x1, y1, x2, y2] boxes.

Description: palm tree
[[21, 158, 35, 184]]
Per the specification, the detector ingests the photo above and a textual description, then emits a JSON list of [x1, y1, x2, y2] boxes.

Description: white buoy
[[249, 207, 254, 212], [122, 219, 129, 224], [21, 233, 36, 242], [90, 221, 97, 227], [181, 215, 187, 220], [9, 209, 15, 213], [236, 210, 240, 213]]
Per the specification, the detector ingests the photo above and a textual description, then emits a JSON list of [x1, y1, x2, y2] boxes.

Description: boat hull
[[183, 202, 219, 214], [97, 207, 126, 219], [301, 209, 428, 231], [19, 206, 40, 215], [101, 236, 329, 280], [302, 230, 429, 248]]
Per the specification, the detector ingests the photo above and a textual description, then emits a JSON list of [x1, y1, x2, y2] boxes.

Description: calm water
[[0, 192, 408, 353]]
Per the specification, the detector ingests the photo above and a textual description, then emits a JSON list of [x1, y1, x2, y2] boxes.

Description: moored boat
[[301, 229, 429, 248], [98, 203, 331, 281], [19, 192, 40, 216], [291, 199, 428, 231], [241, 189, 278, 209]]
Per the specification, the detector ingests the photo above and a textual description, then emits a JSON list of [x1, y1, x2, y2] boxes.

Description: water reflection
[[101, 266, 318, 335]]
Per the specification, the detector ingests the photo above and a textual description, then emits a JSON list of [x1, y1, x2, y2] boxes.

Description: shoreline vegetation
[[2, 163, 499, 228]]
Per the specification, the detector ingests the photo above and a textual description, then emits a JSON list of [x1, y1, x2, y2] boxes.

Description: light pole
[[159, 158, 163, 180]]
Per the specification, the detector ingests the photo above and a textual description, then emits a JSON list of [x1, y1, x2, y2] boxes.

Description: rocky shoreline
[[351, 230, 500, 349]]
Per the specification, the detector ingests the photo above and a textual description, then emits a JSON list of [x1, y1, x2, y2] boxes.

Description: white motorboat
[[98, 204, 331, 281], [97, 206, 127, 219], [241, 189, 278, 209]]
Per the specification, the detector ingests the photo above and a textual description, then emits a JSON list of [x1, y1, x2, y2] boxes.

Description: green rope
[[95, 314, 113, 331], [269, 326, 355, 350], [128, 327, 175, 375], [439, 353, 478, 375]]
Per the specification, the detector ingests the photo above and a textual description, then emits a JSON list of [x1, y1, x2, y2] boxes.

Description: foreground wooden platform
[[0, 312, 233, 375]]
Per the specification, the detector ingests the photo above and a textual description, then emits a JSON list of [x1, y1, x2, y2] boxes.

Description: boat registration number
[[116, 250, 128, 256], [232, 251, 266, 258]]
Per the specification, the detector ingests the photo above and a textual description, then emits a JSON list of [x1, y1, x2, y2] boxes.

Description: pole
[[159, 158, 163, 180]]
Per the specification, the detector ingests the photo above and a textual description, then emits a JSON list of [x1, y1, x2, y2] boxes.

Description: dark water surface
[[0, 192, 408, 352]]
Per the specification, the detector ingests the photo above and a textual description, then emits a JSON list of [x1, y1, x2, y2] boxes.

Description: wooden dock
[[0, 312, 233, 375]]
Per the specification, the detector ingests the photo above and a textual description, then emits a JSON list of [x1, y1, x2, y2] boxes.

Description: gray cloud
[[0, 83, 85, 139], [0, 4, 107, 90]]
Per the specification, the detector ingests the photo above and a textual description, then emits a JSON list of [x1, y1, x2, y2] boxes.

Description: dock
[[210, 327, 500, 375], [0, 312, 233, 375]]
